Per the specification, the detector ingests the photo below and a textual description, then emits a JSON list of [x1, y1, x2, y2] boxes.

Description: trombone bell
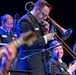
[[62, 28, 73, 40], [48, 16, 73, 40]]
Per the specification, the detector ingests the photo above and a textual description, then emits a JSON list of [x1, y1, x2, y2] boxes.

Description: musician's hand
[[41, 20, 50, 34], [0, 45, 17, 75], [68, 62, 76, 73], [44, 32, 54, 41]]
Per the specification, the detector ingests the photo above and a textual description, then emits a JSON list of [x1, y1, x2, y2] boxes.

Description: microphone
[[73, 38, 76, 53], [13, 13, 19, 32], [50, 23, 57, 39], [50, 24, 57, 33], [10, 44, 62, 69]]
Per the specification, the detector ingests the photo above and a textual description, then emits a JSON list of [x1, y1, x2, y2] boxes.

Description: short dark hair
[[1, 14, 13, 23], [34, 0, 52, 10]]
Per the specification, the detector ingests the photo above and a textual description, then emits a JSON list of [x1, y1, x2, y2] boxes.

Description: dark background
[[0, 0, 76, 65]]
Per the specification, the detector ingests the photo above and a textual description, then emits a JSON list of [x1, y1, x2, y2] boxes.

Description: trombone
[[25, 1, 76, 60], [48, 16, 76, 60]]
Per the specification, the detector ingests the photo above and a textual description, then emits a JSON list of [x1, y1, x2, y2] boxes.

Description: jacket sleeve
[[16, 18, 46, 49]]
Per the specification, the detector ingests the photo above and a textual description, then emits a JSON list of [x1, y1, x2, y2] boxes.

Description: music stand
[[8, 69, 32, 75]]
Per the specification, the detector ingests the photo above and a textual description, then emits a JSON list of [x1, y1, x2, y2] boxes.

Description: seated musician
[[46, 40, 76, 75]]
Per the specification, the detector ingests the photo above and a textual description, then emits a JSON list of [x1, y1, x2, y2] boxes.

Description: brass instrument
[[48, 16, 73, 40], [25, 1, 76, 60], [47, 16, 76, 60]]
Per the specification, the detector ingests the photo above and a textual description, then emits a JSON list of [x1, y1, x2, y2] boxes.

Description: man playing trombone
[[16, 0, 74, 74], [16, 0, 55, 75]]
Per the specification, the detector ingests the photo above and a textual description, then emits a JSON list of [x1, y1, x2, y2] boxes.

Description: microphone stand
[[11, 44, 62, 70], [20, 44, 62, 60]]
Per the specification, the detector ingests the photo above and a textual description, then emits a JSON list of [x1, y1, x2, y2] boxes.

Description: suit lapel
[[28, 13, 44, 36], [57, 61, 68, 73]]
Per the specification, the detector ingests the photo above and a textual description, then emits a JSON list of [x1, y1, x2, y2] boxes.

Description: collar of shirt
[[58, 59, 63, 63], [0, 26, 7, 32]]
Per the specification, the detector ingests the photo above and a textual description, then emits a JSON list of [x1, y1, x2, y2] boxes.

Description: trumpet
[[25, 1, 76, 60]]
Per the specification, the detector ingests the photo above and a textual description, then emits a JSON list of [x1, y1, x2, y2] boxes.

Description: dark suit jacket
[[46, 58, 71, 75], [0, 28, 17, 45], [16, 12, 48, 75], [0, 28, 18, 70]]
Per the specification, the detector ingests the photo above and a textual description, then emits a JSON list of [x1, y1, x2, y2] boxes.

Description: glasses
[[39, 8, 48, 17]]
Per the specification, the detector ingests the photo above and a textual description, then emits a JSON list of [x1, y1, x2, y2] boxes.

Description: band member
[[16, 0, 54, 75], [46, 40, 76, 75], [0, 14, 17, 44]]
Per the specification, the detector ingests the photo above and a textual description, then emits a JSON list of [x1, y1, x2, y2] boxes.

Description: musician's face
[[3, 18, 13, 31], [35, 6, 50, 24], [52, 43, 64, 60]]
